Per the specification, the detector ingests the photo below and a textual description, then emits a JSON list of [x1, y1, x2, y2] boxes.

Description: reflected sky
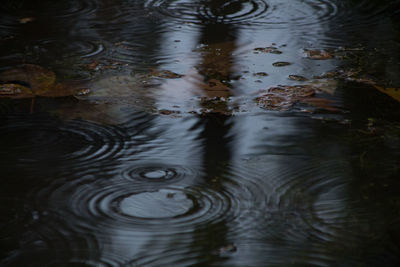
[[1, 0, 400, 266]]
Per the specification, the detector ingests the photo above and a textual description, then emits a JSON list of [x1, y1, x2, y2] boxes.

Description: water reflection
[[1, 0, 400, 266]]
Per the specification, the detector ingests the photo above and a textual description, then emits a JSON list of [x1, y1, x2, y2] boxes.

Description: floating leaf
[[268, 85, 315, 98], [159, 109, 181, 115], [272, 61, 291, 67], [254, 47, 282, 54], [0, 83, 33, 98], [0, 64, 87, 98], [374, 85, 400, 103], [0, 64, 55, 93], [19, 17, 35, 24], [256, 85, 315, 110], [308, 79, 338, 95], [304, 49, 334, 60], [215, 244, 237, 254], [256, 84, 340, 112], [301, 97, 340, 112], [254, 72, 268, 77], [151, 69, 183, 79], [289, 75, 308, 81]]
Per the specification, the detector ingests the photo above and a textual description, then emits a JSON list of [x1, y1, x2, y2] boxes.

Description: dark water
[[1, 0, 400, 266]]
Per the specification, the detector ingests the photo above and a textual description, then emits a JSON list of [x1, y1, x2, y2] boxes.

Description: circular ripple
[[117, 189, 194, 219], [30, 39, 104, 59], [124, 166, 177, 181], [121, 164, 199, 185], [145, 0, 269, 26], [4, 0, 98, 18], [283, 0, 338, 26], [0, 115, 127, 169], [79, 184, 237, 231]]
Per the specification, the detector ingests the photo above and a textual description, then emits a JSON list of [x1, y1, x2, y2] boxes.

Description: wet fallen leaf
[[313, 71, 339, 79], [88, 61, 99, 70], [0, 64, 55, 92], [0, 83, 33, 98], [344, 76, 376, 85], [256, 83, 340, 112], [0, 36, 15, 41], [19, 17, 35, 24], [304, 49, 334, 60], [0, 64, 88, 98], [200, 79, 232, 98], [301, 97, 340, 112], [288, 75, 308, 81], [254, 47, 282, 54], [159, 109, 181, 115], [308, 79, 338, 95], [215, 244, 237, 254], [254, 72, 268, 77], [373, 85, 400, 102], [37, 82, 88, 97], [268, 85, 315, 98], [256, 93, 291, 110], [272, 61, 291, 67], [199, 97, 231, 115], [256, 85, 315, 110], [151, 69, 183, 79]]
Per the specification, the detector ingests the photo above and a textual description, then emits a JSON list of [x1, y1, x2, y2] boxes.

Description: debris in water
[[215, 244, 237, 255], [0, 83, 33, 98], [272, 61, 291, 67], [256, 85, 315, 110], [289, 75, 308, 81], [88, 61, 99, 71], [199, 97, 231, 115], [254, 47, 282, 54], [0, 64, 88, 98], [74, 88, 91, 97], [253, 72, 268, 77], [159, 109, 181, 115], [256, 83, 341, 113], [151, 69, 183, 79], [373, 85, 400, 102], [19, 17, 35, 24], [301, 97, 340, 112], [304, 49, 334, 60]]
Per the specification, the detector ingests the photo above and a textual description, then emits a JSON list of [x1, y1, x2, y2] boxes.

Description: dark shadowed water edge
[[1, 0, 400, 266]]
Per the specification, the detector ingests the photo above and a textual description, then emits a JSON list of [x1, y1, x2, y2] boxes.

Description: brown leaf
[[288, 75, 308, 81], [304, 49, 334, 60], [19, 17, 35, 24], [0, 64, 56, 93], [301, 97, 340, 112], [272, 61, 291, 67], [374, 85, 400, 103], [151, 69, 183, 79], [0, 64, 88, 99], [0, 83, 33, 98], [254, 47, 282, 54]]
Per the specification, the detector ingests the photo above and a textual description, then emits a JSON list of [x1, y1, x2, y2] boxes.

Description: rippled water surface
[[1, 0, 400, 266]]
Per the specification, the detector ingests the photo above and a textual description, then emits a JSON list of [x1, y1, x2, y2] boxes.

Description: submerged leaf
[[0, 64, 56, 92], [0, 64, 87, 98], [0, 83, 33, 98], [151, 69, 183, 79], [19, 17, 35, 24]]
